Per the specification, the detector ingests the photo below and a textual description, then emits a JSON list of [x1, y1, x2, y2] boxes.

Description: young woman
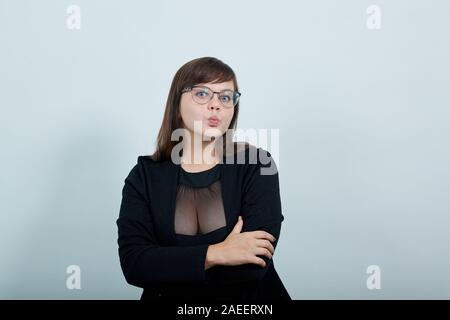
[[116, 57, 291, 300]]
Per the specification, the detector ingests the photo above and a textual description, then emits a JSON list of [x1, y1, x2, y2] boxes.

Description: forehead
[[196, 80, 234, 91]]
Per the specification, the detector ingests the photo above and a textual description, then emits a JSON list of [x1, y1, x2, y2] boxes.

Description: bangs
[[182, 58, 236, 88]]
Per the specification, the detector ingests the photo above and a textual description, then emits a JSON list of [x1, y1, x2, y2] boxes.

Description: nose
[[207, 93, 222, 110]]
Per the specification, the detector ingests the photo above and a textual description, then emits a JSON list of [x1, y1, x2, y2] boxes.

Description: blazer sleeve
[[116, 157, 213, 288], [212, 149, 285, 285]]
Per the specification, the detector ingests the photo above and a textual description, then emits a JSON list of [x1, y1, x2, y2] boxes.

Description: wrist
[[205, 243, 222, 269]]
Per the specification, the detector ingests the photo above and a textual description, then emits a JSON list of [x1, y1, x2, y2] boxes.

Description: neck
[[180, 130, 220, 165]]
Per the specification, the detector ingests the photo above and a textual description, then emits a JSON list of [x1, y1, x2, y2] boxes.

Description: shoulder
[[237, 145, 281, 200], [125, 155, 170, 181], [127, 155, 154, 176], [230, 143, 278, 176], [122, 155, 174, 200], [134, 154, 178, 169]]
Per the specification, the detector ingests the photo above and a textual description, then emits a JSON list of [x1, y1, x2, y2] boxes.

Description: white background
[[1, 0, 449, 299]]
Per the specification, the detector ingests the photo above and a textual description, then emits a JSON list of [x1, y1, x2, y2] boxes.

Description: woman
[[116, 57, 291, 300]]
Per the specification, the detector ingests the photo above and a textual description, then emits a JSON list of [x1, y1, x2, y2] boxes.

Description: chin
[[203, 127, 223, 139], [202, 134, 222, 141]]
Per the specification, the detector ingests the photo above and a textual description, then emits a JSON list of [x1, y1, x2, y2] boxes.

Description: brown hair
[[151, 57, 248, 162]]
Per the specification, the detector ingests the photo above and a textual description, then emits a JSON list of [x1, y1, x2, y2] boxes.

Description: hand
[[206, 216, 276, 269]]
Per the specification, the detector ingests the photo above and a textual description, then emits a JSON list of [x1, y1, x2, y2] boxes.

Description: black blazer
[[116, 146, 291, 300]]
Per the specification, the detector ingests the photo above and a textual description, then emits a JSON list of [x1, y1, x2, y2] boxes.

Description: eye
[[220, 95, 231, 102], [195, 90, 209, 98]]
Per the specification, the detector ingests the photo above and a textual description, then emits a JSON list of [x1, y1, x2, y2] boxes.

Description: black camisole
[[174, 163, 228, 246]]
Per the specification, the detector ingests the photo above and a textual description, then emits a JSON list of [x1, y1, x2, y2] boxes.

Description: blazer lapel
[[220, 153, 240, 234], [148, 159, 180, 245]]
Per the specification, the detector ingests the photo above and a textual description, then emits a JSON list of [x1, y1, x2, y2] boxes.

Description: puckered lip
[[208, 116, 220, 122]]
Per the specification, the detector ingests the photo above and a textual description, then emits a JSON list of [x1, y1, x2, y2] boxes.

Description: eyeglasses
[[181, 85, 241, 108]]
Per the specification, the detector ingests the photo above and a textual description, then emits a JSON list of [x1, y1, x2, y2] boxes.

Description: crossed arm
[[117, 152, 284, 287]]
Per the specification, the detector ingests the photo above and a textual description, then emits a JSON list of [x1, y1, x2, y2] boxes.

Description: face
[[179, 80, 235, 141]]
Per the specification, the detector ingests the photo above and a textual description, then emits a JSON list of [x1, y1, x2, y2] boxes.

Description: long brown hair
[[151, 57, 247, 162]]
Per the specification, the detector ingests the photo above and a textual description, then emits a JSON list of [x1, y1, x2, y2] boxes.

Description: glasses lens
[[189, 86, 239, 107], [191, 87, 212, 104], [219, 90, 235, 108]]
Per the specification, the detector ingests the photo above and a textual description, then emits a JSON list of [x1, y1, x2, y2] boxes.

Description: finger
[[249, 256, 266, 268], [255, 247, 273, 260], [252, 230, 276, 242], [256, 239, 275, 254], [231, 216, 243, 234]]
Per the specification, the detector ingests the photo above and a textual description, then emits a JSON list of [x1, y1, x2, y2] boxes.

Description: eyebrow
[[197, 85, 234, 91]]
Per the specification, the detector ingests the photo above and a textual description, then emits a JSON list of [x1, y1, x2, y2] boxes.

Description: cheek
[[180, 97, 202, 127], [221, 109, 234, 129]]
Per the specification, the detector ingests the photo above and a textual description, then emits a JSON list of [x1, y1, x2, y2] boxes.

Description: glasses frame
[[181, 85, 241, 108]]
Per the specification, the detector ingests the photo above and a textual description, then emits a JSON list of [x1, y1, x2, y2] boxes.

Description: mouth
[[207, 117, 220, 127]]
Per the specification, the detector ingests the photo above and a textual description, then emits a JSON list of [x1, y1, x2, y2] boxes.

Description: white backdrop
[[1, 0, 449, 299]]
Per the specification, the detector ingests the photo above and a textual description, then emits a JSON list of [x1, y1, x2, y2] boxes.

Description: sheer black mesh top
[[174, 163, 228, 246]]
